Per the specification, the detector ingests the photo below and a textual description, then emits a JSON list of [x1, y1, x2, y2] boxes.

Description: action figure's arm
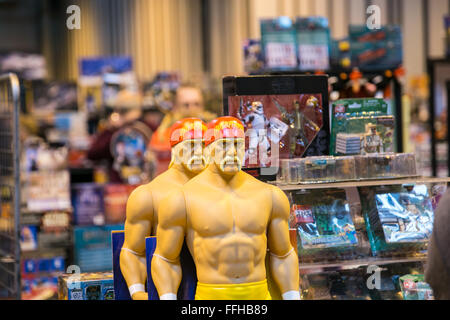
[[267, 186, 300, 300], [272, 99, 288, 121], [120, 185, 153, 300], [151, 189, 187, 300]]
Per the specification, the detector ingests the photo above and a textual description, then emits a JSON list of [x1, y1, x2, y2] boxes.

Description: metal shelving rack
[[0, 73, 21, 299]]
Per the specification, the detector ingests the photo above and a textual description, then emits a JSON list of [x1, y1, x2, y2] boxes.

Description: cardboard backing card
[[223, 75, 329, 181]]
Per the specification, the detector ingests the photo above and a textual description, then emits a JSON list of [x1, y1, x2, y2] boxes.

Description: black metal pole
[[428, 60, 437, 177], [394, 77, 403, 153]]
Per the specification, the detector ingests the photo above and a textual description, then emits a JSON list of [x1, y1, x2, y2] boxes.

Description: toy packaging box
[[24, 170, 71, 212], [260, 17, 298, 71], [74, 224, 124, 272], [58, 272, 114, 300], [399, 274, 434, 300], [243, 39, 264, 74], [330, 98, 395, 156], [279, 156, 356, 184], [360, 184, 433, 257], [71, 183, 105, 225], [227, 93, 323, 168], [103, 184, 137, 224], [295, 17, 330, 71], [38, 210, 71, 249], [22, 256, 65, 300], [354, 153, 417, 180], [289, 189, 358, 262], [349, 25, 403, 71], [223, 75, 329, 181]]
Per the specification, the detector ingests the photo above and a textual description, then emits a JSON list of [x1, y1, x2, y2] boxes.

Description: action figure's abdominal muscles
[[191, 233, 267, 284]]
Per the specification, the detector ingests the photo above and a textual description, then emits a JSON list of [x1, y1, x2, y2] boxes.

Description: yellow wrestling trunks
[[194, 279, 272, 300]]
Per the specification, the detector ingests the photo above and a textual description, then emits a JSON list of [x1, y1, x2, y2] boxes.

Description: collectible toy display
[[151, 116, 300, 300], [295, 17, 331, 71], [58, 272, 114, 300], [223, 75, 330, 180], [260, 17, 297, 70], [354, 153, 417, 180], [120, 117, 207, 300], [290, 189, 358, 262], [330, 98, 395, 156], [278, 153, 416, 184], [361, 184, 433, 257], [349, 25, 403, 71], [399, 274, 434, 300], [229, 94, 323, 167]]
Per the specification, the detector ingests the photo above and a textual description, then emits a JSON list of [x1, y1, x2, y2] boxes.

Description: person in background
[[149, 83, 216, 176], [425, 188, 450, 299]]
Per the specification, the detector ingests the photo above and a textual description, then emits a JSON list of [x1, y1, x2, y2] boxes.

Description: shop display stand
[[276, 176, 450, 191], [427, 58, 450, 177], [276, 176, 449, 299], [260, 68, 404, 153], [0, 73, 21, 299]]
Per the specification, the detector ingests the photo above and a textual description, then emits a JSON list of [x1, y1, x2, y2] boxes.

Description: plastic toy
[[120, 118, 207, 300], [151, 116, 300, 300]]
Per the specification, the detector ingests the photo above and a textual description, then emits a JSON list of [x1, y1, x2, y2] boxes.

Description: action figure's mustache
[[220, 156, 241, 171], [187, 156, 207, 169]]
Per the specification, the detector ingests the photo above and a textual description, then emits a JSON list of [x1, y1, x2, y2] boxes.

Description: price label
[[298, 44, 329, 70], [265, 42, 297, 68]]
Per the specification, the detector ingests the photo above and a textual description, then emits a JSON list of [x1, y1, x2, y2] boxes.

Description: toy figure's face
[[173, 138, 206, 174], [212, 138, 245, 175], [251, 101, 264, 115]]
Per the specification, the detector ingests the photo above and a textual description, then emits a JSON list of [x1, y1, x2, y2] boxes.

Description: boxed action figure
[[290, 189, 359, 262], [295, 17, 330, 71], [349, 25, 403, 71], [224, 75, 329, 181], [399, 274, 434, 300], [260, 17, 298, 71], [22, 256, 65, 300], [330, 98, 395, 156], [73, 224, 124, 272], [354, 153, 417, 179], [278, 156, 356, 184], [58, 272, 114, 300], [243, 39, 264, 74], [360, 184, 433, 257], [71, 183, 105, 225]]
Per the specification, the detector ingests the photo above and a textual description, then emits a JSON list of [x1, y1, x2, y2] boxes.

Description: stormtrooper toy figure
[[238, 100, 271, 166]]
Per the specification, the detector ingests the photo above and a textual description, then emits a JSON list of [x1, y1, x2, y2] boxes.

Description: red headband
[[205, 116, 245, 146], [169, 117, 207, 148]]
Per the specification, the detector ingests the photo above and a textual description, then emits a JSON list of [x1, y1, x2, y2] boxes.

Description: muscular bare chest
[[186, 185, 272, 237]]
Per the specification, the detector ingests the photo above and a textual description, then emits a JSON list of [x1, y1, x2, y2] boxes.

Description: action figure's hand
[[132, 291, 149, 300]]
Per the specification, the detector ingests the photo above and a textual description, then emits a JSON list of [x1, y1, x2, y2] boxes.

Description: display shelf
[[299, 256, 427, 275], [275, 176, 450, 191]]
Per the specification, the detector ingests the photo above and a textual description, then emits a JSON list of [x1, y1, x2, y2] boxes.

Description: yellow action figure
[[152, 116, 300, 300], [120, 117, 207, 300]]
